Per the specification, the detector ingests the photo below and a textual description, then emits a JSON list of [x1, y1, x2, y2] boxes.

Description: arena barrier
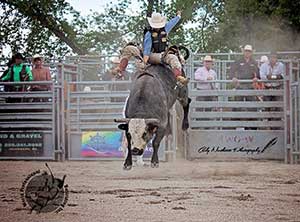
[[0, 53, 299, 163], [287, 59, 300, 163], [186, 79, 286, 160], [184, 58, 300, 163], [0, 81, 61, 160]]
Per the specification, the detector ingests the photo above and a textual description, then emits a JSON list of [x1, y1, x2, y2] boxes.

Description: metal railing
[[287, 59, 300, 164], [66, 80, 130, 160], [188, 79, 285, 130], [0, 81, 59, 160]]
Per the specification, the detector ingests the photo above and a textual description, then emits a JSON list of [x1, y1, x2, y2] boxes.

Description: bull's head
[[115, 118, 159, 155]]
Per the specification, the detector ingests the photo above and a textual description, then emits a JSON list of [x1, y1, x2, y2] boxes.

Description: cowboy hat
[[260, 55, 269, 63], [147, 12, 167, 29], [32, 54, 44, 61], [244, 44, 253, 51], [203, 55, 213, 62], [33, 54, 43, 59]]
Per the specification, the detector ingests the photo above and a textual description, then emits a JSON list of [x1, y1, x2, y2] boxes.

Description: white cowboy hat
[[260, 55, 269, 63], [33, 54, 43, 60], [244, 44, 253, 51], [147, 12, 167, 29], [203, 55, 213, 62]]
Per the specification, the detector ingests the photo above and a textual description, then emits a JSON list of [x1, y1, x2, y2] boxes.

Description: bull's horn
[[114, 118, 130, 123], [145, 118, 160, 125]]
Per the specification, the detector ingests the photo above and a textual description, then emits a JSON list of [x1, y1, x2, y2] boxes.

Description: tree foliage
[[0, 0, 299, 58], [0, 0, 88, 57], [211, 0, 300, 51]]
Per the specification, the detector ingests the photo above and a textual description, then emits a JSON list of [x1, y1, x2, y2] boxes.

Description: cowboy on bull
[[112, 11, 188, 85]]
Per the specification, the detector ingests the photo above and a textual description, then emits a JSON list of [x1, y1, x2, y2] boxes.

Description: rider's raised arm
[[143, 31, 152, 63], [165, 15, 181, 34]]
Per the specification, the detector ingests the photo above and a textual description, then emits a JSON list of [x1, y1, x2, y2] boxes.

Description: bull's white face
[[128, 119, 156, 155]]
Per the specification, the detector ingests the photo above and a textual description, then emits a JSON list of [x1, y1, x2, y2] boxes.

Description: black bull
[[115, 64, 191, 170]]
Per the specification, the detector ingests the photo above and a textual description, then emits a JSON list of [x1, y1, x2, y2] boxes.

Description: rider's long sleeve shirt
[[143, 15, 181, 56]]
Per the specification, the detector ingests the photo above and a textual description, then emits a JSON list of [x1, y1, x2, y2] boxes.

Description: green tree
[[212, 0, 300, 52], [1, 0, 299, 57], [0, 0, 88, 57]]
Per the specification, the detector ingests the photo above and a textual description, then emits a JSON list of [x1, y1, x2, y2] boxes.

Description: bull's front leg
[[124, 133, 132, 170], [181, 97, 191, 131], [151, 129, 165, 168]]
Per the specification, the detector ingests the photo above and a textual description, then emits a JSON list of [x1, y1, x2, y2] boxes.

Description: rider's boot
[[111, 58, 128, 78], [173, 68, 189, 85]]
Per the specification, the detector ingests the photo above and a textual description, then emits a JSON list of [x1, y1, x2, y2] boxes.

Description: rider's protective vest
[[150, 27, 168, 53]]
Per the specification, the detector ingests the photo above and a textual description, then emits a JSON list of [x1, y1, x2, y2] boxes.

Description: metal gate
[[186, 79, 285, 160], [286, 59, 300, 163], [0, 81, 58, 160], [184, 57, 299, 162]]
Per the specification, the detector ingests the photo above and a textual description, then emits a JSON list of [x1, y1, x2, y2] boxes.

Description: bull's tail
[[165, 112, 172, 135]]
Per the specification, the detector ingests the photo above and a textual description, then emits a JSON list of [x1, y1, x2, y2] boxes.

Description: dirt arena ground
[[0, 159, 300, 222]]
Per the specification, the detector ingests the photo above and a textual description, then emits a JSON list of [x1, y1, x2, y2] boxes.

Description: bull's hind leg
[[151, 129, 165, 168], [177, 84, 191, 130]]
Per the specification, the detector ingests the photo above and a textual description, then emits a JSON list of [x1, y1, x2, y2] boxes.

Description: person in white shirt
[[194, 55, 217, 90], [194, 55, 217, 111], [259, 55, 269, 68], [260, 52, 285, 116]]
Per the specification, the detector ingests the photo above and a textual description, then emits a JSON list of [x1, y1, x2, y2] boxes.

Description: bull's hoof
[[182, 121, 189, 131], [151, 162, 159, 168], [123, 164, 132, 170]]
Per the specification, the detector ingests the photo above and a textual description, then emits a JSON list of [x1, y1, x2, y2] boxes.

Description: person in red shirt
[[31, 55, 52, 91]]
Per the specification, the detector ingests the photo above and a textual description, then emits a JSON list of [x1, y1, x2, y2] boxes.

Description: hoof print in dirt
[[238, 194, 254, 201], [172, 206, 186, 210]]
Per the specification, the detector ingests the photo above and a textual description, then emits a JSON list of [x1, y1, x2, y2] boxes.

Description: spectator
[[229, 45, 259, 130], [0, 52, 33, 93], [259, 55, 269, 68], [1, 56, 15, 92], [260, 52, 284, 89], [252, 55, 269, 92], [194, 55, 217, 112], [31, 54, 52, 91], [108, 57, 128, 102], [195, 55, 217, 90], [261, 52, 285, 113], [104, 57, 121, 81], [230, 45, 259, 91]]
